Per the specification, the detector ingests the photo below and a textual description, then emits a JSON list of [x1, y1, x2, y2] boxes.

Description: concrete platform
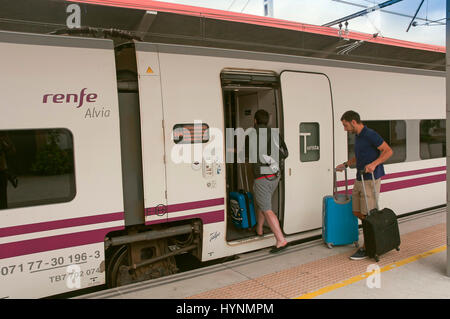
[[81, 207, 448, 299]]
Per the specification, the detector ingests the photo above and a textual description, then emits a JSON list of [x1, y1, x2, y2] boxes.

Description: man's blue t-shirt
[[355, 126, 385, 181]]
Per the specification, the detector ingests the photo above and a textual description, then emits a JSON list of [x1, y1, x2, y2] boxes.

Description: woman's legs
[[256, 209, 265, 235], [254, 177, 286, 248], [261, 209, 287, 248]]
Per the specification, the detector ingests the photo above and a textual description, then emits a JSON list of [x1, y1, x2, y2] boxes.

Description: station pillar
[[263, 0, 273, 17], [447, 0, 450, 277]]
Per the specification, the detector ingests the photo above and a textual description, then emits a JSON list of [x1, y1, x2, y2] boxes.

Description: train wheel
[[130, 239, 178, 282], [106, 245, 129, 288], [105, 239, 180, 288]]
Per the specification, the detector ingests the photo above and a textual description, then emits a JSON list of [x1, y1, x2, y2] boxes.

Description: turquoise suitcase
[[230, 190, 257, 229], [322, 168, 359, 249]]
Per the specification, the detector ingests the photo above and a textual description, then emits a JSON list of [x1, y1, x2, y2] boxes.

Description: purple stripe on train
[[145, 198, 226, 225], [337, 173, 446, 195], [0, 226, 123, 259], [146, 210, 225, 226], [336, 166, 446, 188], [0, 212, 125, 238], [0, 199, 225, 259], [145, 197, 225, 216]]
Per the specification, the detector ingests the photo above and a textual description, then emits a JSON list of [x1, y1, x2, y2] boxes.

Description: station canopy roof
[[0, 0, 445, 71]]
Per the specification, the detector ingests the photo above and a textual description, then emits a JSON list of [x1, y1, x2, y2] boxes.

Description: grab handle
[[333, 167, 349, 200], [359, 170, 379, 215]]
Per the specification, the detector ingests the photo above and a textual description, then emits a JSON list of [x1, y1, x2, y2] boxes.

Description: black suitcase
[[360, 172, 401, 262]]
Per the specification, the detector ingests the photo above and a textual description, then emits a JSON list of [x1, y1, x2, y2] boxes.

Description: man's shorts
[[352, 178, 381, 215], [253, 176, 280, 212]]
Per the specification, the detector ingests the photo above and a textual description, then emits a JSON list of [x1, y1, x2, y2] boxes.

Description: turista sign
[[42, 88, 111, 119]]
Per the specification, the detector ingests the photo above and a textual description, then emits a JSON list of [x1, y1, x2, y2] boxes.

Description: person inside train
[[250, 109, 289, 253], [336, 110, 393, 260]]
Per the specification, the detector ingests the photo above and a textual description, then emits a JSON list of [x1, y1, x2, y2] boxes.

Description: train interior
[[221, 70, 284, 242]]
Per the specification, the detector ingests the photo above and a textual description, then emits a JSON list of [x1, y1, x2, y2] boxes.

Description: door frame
[[279, 70, 336, 235]]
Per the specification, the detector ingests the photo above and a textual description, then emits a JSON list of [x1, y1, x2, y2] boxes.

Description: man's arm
[[336, 156, 356, 171], [365, 141, 393, 173]]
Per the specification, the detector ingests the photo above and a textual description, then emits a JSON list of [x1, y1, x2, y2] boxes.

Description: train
[[0, 3, 446, 298]]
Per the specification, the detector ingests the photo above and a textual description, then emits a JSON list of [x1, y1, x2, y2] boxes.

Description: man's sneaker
[[349, 248, 368, 260]]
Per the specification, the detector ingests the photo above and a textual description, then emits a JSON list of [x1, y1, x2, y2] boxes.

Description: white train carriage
[[133, 41, 445, 252], [0, 31, 124, 298], [0, 26, 445, 298]]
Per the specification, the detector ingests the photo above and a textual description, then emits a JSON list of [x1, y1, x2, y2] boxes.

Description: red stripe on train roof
[[70, 0, 445, 53], [0, 212, 124, 238]]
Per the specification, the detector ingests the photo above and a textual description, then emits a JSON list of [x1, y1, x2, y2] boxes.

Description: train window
[[420, 120, 446, 159], [347, 120, 406, 164], [299, 122, 320, 162], [0, 129, 76, 210], [173, 123, 210, 144]]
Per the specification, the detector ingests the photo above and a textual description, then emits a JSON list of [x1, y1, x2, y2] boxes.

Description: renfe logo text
[[42, 88, 98, 108]]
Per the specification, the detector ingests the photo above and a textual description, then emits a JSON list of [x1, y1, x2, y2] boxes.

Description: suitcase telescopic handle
[[238, 163, 249, 193], [359, 170, 379, 215], [333, 167, 349, 200]]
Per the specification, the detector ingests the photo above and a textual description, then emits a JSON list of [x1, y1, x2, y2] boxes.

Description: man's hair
[[254, 109, 269, 125], [340, 110, 361, 124]]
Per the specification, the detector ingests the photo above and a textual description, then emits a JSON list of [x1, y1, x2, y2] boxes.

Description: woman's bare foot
[[270, 241, 289, 253], [255, 225, 264, 236], [276, 240, 288, 248]]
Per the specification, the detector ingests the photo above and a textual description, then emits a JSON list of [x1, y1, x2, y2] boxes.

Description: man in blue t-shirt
[[336, 110, 393, 260]]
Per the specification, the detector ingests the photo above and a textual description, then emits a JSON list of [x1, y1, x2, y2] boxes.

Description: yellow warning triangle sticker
[[146, 67, 154, 74]]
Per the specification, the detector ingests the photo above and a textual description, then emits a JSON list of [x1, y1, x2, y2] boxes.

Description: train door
[[280, 71, 334, 235], [134, 43, 168, 224], [138, 44, 226, 231]]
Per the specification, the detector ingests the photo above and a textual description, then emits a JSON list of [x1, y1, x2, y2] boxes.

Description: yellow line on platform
[[295, 245, 447, 299]]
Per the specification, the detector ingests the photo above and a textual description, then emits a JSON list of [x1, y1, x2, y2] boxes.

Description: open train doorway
[[221, 69, 284, 242]]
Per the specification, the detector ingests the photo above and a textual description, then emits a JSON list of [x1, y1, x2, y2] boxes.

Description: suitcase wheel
[[374, 255, 380, 262], [353, 241, 359, 248], [326, 243, 333, 249]]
